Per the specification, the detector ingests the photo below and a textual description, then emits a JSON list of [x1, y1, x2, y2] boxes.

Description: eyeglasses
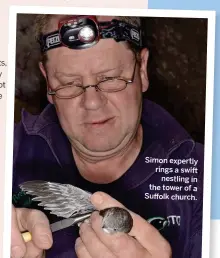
[[47, 60, 137, 99]]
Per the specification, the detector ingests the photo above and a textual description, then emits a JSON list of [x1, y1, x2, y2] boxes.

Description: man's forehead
[[47, 37, 132, 64], [45, 35, 134, 75]]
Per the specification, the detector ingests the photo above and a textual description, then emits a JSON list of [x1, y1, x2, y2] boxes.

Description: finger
[[79, 221, 116, 258], [90, 192, 125, 210], [11, 205, 26, 258], [23, 241, 43, 258], [91, 192, 171, 255], [90, 211, 148, 258], [75, 237, 92, 258], [16, 208, 53, 250]]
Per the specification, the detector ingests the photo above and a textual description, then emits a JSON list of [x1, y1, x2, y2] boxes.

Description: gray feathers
[[100, 207, 133, 234], [19, 180, 96, 218], [19, 180, 133, 234]]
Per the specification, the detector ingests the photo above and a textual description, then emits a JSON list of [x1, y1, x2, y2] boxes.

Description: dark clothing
[[12, 99, 204, 258]]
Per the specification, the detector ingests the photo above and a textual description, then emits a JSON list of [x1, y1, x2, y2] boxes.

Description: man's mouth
[[85, 117, 115, 126], [92, 118, 111, 124]]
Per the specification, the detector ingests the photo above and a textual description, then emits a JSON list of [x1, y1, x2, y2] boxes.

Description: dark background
[[15, 14, 207, 144]]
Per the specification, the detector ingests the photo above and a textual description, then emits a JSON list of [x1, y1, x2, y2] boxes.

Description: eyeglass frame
[[47, 59, 137, 99]]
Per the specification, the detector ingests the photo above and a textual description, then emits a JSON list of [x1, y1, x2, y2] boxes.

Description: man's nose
[[80, 78, 107, 110]]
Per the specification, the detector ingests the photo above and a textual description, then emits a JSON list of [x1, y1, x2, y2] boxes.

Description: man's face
[[40, 16, 149, 156]]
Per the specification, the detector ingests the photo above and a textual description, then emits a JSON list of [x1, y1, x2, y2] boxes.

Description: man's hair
[[33, 14, 142, 63]]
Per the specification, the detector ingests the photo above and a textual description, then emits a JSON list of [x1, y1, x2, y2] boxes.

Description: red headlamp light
[[58, 16, 100, 49]]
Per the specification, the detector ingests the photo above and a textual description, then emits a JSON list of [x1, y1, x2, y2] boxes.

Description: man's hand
[[75, 192, 172, 258], [11, 205, 53, 258]]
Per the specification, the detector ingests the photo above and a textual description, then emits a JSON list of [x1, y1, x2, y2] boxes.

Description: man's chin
[[78, 137, 126, 156], [83, 143, 119, 154]]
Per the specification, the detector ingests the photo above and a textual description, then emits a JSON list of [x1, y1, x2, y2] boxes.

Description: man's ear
[[39, 61, 54, 104], [139, 48, 149, 93]]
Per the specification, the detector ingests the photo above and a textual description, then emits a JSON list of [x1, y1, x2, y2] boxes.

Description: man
[[11, 14, 204, 258]]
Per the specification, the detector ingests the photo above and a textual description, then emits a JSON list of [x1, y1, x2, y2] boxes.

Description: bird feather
[[19, 180, 96, 218]]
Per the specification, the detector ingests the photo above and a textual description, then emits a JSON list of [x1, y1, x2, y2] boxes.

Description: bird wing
[[19, 180, 96, 218]]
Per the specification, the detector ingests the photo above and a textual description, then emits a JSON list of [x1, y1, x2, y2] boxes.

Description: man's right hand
[[11, 205, 53, 258]]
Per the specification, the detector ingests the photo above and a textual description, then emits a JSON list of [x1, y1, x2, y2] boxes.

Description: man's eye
[[99, 70, 122, 79], [99, 74, 119, 81], [65, 81, 75, 86], [64, 81, 81, 86]]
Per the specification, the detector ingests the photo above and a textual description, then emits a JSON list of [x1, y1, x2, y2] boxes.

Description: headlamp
[[78, 26, 96, 42], [38, 15, 142, 52]]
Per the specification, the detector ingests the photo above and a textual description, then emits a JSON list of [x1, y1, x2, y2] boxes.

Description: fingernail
[[75, 237, 82, 248], [40, 233, 52, 245], [92, 192, 103, 204], [11, 246, 24, 258]]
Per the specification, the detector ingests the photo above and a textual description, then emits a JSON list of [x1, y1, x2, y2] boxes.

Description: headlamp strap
[[39, 31, 61, 52], [100, 19, 142, 46], [38, 19, 142, 52]]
